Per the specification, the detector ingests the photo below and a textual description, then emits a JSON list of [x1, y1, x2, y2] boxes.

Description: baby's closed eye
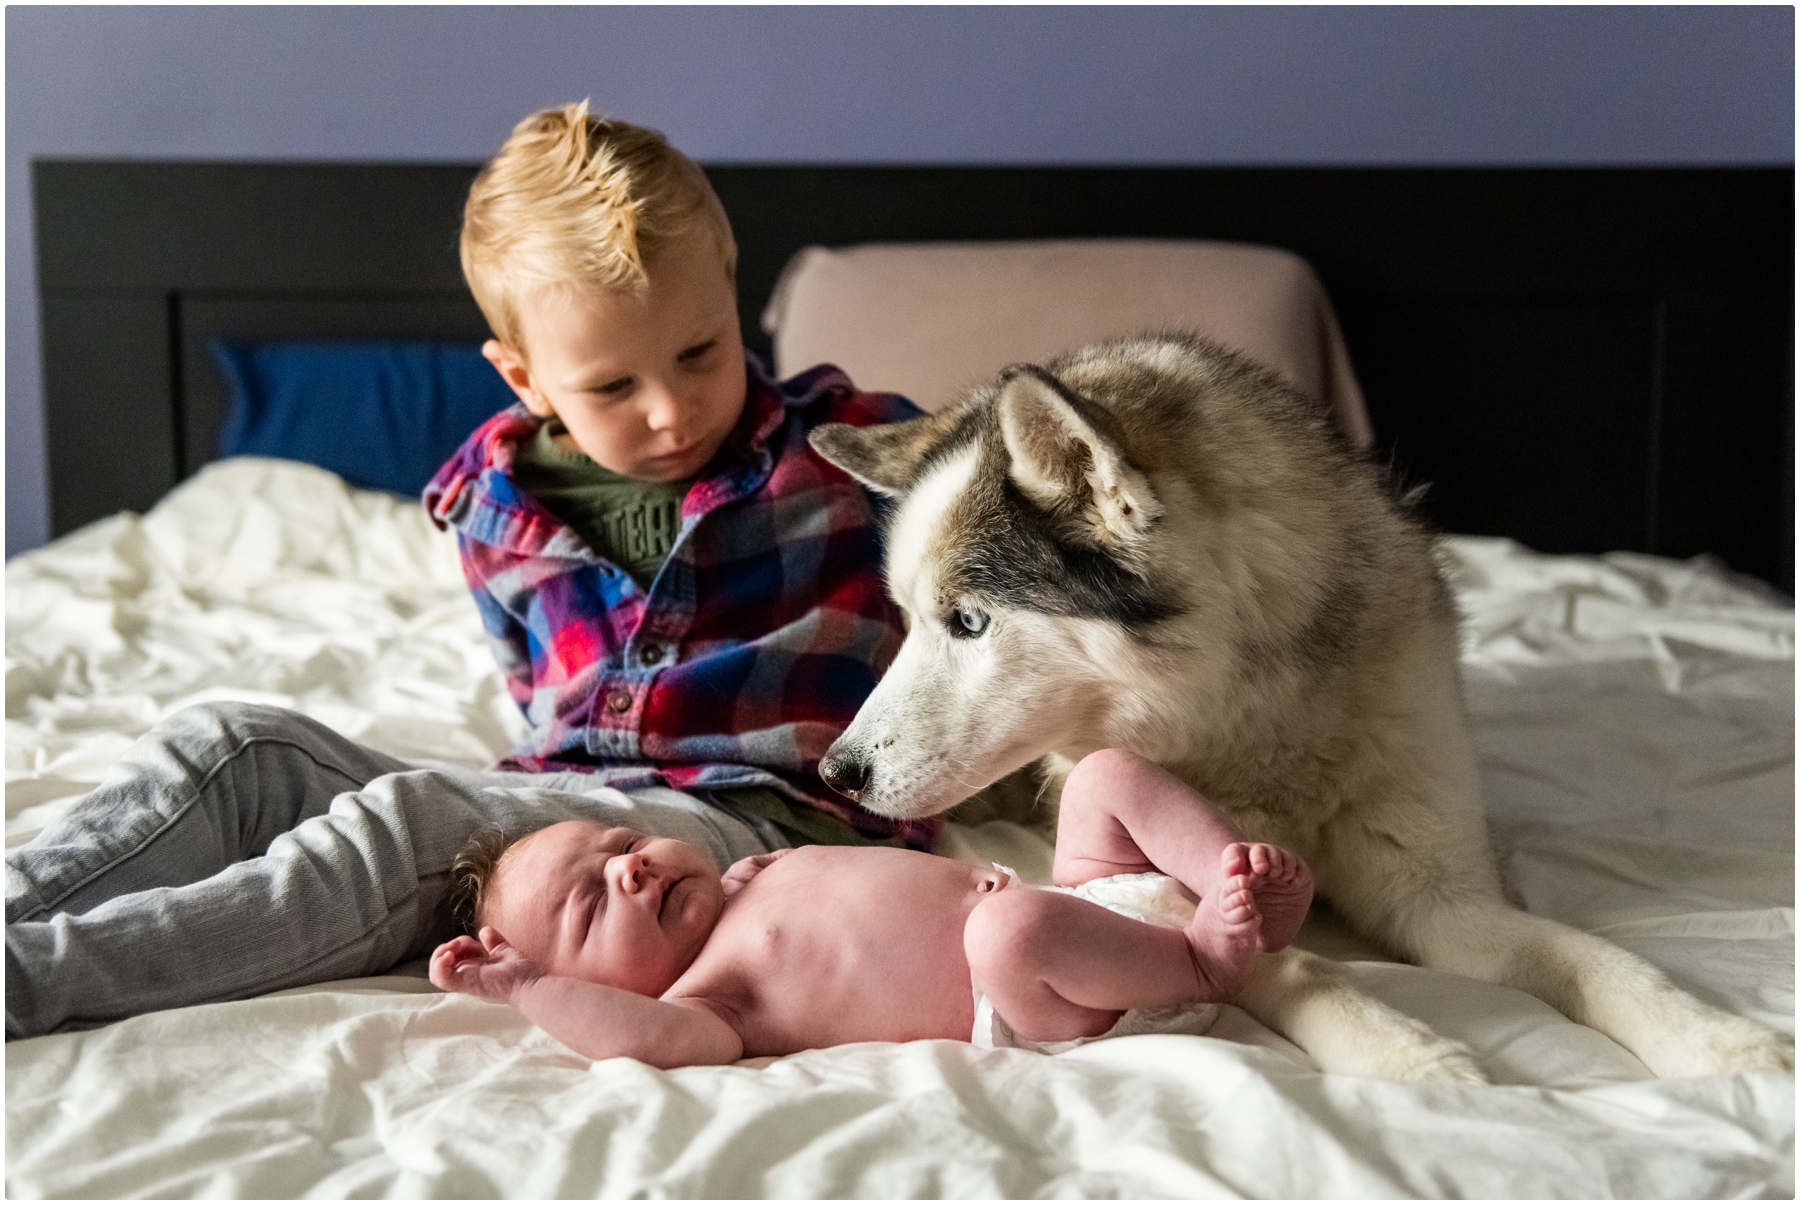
[[573, 876, 609, 942]]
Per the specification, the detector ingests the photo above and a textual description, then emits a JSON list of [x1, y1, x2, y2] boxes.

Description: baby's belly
[[737, 941, 975, 1055], [707, 849, 1005, 1055]]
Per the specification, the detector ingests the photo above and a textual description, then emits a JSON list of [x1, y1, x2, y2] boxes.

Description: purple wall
[[7, 5, 1792, 555]]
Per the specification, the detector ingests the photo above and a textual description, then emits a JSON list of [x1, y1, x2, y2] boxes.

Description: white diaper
[[969, 865, 1223, 1054]]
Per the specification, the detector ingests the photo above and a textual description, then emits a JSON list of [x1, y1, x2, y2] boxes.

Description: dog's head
[[809, 351, 1195, 819]]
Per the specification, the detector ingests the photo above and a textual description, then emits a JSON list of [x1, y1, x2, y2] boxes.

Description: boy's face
[[485, 234, 748, 482], [485, 820, 726, 997]]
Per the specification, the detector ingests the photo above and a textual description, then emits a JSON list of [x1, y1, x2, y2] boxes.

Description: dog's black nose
[[818, 752, 871, 799]]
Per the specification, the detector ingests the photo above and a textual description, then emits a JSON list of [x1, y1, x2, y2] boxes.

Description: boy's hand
[[429, 926, 544, 1003]]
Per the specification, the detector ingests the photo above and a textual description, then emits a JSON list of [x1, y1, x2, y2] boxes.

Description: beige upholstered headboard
[[762, 238, 1373, 450]]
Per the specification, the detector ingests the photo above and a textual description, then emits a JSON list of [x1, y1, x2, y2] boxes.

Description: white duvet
[[6, 458, 1793, 1198]]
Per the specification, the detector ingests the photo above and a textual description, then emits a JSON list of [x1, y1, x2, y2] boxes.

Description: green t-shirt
[[511, 419, 690, 585]]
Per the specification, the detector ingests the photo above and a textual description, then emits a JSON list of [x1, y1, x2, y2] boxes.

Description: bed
[[8, 162, 1793, 1197]]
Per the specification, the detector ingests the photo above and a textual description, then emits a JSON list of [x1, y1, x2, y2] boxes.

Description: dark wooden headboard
[[35, 162, 1793, 590]]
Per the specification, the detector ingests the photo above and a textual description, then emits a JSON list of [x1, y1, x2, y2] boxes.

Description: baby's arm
[[429, 928, 744, 1068]]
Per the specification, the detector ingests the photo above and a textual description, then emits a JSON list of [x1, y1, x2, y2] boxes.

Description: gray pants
[[5, 703, 784, 1039]]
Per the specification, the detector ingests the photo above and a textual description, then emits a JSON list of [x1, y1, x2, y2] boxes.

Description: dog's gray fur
[[811, 333, 1792, 1080]]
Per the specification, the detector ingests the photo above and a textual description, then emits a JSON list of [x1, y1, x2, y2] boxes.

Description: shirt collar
[[428, 352, 787, 549]]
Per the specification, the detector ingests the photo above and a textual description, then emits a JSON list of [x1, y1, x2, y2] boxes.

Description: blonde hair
[[460, 101, 737, 355]]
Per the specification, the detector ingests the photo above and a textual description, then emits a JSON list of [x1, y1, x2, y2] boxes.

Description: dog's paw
[[1387, 1035, 1489, 1085], [1730, 1033, 1795, 1075], [1312, 1013, 1490, 1084], [1660, 1017, 1794, 1077]]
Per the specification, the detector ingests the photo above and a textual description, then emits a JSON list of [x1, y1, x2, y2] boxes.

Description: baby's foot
[[1222, 842, 1315, 952], [1184, 874, 1261, 1000]]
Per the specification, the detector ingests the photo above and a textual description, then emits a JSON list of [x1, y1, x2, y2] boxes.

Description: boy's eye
[[593, 376, 634, 396], [676, 340, 716, 364]]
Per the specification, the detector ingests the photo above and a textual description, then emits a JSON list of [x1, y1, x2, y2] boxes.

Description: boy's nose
[[643, 388, 684, 432]]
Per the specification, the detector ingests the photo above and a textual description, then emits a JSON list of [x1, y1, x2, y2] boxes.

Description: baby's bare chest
[[672, 848, 997, 1054]]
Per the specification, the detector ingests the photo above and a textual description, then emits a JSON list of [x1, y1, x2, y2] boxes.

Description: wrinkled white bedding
[[7, 458, 1793, 1198]]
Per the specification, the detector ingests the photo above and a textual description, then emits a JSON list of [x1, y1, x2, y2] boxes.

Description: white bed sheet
[[6, 458, 1793, 1198]]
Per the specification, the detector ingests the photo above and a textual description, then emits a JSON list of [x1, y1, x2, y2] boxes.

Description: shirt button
[[639, 643, 664, 665], [607, 690, 633, 714]]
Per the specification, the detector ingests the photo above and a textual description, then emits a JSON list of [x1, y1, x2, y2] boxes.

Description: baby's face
[[484, 821, 726, 997], [487, 233, 748, 482]]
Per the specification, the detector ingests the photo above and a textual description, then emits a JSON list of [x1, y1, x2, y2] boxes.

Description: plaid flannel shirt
[[424, 357, 935, 847]]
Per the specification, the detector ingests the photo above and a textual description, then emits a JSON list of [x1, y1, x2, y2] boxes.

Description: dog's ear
[[810, 417, 939, 497], [997, 365, 1162, 546]]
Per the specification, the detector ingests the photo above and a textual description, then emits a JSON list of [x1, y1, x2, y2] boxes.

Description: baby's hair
[[447, 825, 523, 935], [460, 99, 738, 358]]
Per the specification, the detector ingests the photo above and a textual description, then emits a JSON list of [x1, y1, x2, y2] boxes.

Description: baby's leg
[[1053, 749, 1313, 951], [1053, 749, 1249, 892], [964, 882, 1260, 1045]]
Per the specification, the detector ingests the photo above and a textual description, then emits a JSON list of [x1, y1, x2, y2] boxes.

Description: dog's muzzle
[[818, 750, 871, 801]]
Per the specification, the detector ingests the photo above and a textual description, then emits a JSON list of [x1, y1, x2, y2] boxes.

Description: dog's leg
[[1314, 807, 1795, 1077], [1396, 897, 1792, 1077], [1237, 947, 1487, 1082]]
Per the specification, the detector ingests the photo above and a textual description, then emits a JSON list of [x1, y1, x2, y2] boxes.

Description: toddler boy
[[429, 749, 1315, 1064], [6, 104, 919, 1039], [426, 101, 929, 851]]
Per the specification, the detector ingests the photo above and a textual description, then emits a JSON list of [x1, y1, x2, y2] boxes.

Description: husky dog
[[809, 334, 1793, 1081]]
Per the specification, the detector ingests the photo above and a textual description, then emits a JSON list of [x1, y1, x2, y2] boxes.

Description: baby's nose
[[615, 851, 652, 892]]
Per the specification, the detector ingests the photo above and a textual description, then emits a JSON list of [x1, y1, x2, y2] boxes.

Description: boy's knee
[[160, 700, 305, 744]]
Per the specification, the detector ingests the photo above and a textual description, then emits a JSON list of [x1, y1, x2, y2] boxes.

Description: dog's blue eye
[[952, 608, 989, 637]]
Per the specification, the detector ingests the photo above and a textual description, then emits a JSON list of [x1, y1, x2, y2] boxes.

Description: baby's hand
[[721, 847, 794, 898], [429, 926, 543, 1003]]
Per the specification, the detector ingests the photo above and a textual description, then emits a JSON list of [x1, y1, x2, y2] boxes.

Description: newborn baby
[[429, 748, 1314, 1067]]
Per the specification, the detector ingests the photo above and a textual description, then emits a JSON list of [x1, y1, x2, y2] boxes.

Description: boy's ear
[[482, 339, 554, 418]]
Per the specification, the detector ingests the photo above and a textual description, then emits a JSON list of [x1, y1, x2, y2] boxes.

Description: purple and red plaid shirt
[[424, 357, 935, 847]]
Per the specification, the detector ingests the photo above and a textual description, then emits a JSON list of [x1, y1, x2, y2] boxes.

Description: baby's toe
[[1220, 880, 1258, 922]]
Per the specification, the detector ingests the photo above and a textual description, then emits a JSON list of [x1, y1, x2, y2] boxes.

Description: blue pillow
[[209, 339, 517, 497]]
